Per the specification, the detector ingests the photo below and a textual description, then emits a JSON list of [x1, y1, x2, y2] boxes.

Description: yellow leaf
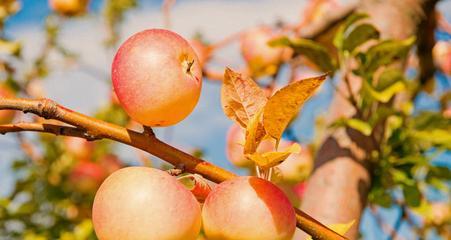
[[329, 220, 355, 235], [246, 143, 301, 169], [307, 220, 355, 240], [221, 68, 267, 128], [263, 74, 327, 142], [244, 108, 266, 154]]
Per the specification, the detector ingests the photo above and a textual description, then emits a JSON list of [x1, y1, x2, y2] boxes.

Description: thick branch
[[0, 97, 346, 240]]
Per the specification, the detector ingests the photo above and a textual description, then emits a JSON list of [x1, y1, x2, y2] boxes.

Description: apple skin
[[0, 85, 15, 124], [48, 0, 89, 15], [112, 29, 202, 127], [70, 161, 106, 193], [225, 124, 274, 168], [443, 107, 451, 119], [240, 26, 292, 72], [202, 176, 296, 240], [433, 41, 451, 75], [276, 142, 313, 184], [63, 137, 94, 161], [92, 167, 201, 240], [69, 154, 123, 193]]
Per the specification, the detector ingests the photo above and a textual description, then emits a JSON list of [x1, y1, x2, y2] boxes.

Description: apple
[[70, 161, 106, 193], [293, 181, 308, 200], [0, 84, 16, 124], [433, 41, 451, 75], [69, 154, 122, 193], [443, 107, 451, 119], [92, 167, 201, 240], [63, 137, 94, 161], [177, 173, 212, 202], [240, 26, 292, 76], [202, 176, 296, 240], [112, 29, 202, 127], [48, 0, 89, 16], [98, 154, 123, 174], [276, 142, 313, 184], [225, 124, 275, 168]]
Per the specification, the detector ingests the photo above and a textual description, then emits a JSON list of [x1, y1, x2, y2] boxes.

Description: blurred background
[[0, 0, 450, 239]]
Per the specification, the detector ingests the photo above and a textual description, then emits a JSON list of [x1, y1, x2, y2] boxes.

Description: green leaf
[[427, 166, 451, 180], [402, 184, 421, 207], [360, 37, 415, 74], [331, 118, 373, 136], [377, 69, 405, 90], [269, 37, 335, 72], [410, 129, 451, 148], [369, 188, 392, 208], [390, 168, 414, 185], [362, 80, 405, 103], [411, 111, 451, 131], [343, 24, 379, 53], [333, 13, 369, 49]]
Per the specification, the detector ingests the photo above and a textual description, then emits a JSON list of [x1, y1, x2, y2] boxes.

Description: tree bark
[[300, 0, 438, 238]]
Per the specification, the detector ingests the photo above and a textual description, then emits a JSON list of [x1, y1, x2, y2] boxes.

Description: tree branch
[[0, 97, 346, 240]]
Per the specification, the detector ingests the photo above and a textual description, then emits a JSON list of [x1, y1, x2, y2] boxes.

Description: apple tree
[[0, 0, 450, 239]]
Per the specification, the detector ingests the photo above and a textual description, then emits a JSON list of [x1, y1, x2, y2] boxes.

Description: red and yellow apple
[[433, 41, 451, 75], [240, 26, 292, 76], [225, 124, 274, 168], [276, 142, 313, 184], [92, 167, 201, 240], [112, 29, 202, 126], [70, 161, 106, 193], [63, 137, 94, 161], [202, 176, 296, 240], [69, 154, 123, 193], [48, 0, 89, 15], [0, 84, 16, 124]]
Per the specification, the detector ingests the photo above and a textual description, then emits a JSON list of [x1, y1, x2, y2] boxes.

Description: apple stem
[[255, 165, 262, 178], [142, 126, 155, 137]]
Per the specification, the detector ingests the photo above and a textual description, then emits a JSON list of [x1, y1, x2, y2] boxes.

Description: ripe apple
[[92, 167, 201, 240], [98, 154, 123, 174], [443, 107, 451, 119], [276, 142, 313, 184], [202, 176, 296, 240], [433, 41, 451, 75], [70, 161, 106, 193], [177, 173, 212, 202], [48, 0, 89, 16], [63, 137, 94, 161], [0, 84, 16, 124], [225, 124, 275, 168], [69, 154, 122, 193], [240, 26, 292, 76], [293, 181, 308, 200], [112, 29, 202, 126]]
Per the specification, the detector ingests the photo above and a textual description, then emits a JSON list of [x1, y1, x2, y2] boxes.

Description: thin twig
[[388, 205, 406, 240]]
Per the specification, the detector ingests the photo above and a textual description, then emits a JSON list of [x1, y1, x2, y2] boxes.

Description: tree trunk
[[300, 0, 438, 238]]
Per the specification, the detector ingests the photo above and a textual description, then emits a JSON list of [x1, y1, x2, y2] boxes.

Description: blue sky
[[0, 0, 450, 239]]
